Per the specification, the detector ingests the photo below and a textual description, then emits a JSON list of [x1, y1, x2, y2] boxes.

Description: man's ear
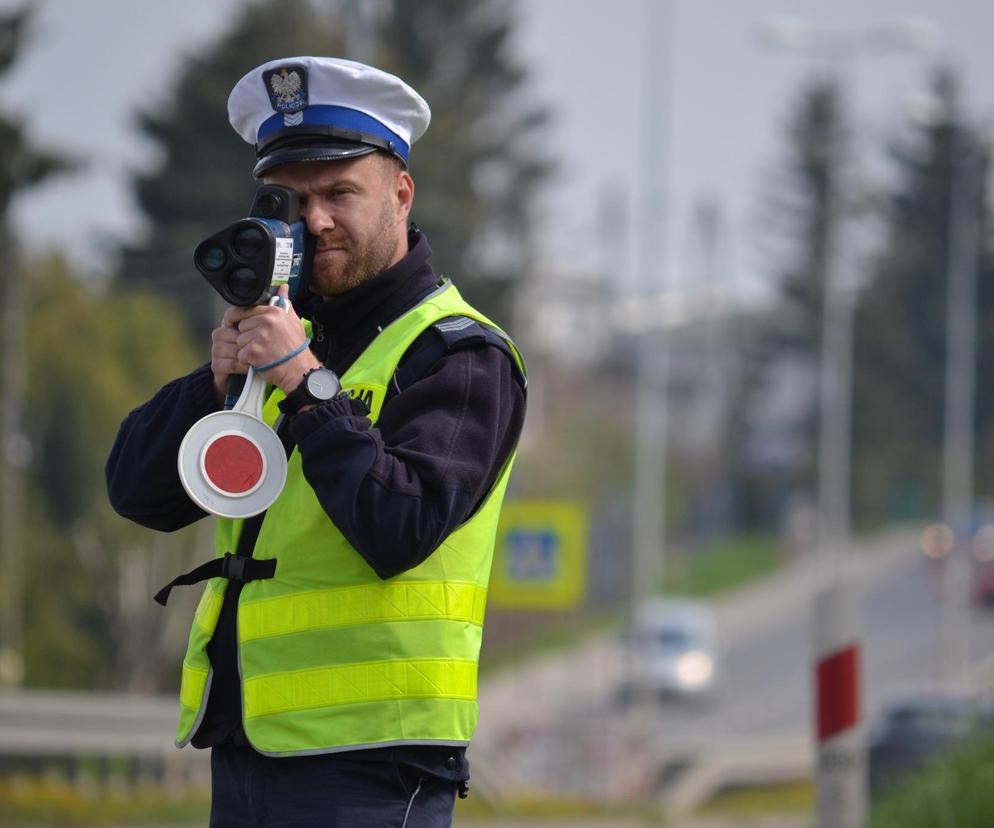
[[396, 170, 414, 220]]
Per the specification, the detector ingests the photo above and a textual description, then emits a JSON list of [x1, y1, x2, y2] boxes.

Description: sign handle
[[229, 294, 290, 418]]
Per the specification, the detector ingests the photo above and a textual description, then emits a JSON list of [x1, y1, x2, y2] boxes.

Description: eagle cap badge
[[263, 64, 308, 114]]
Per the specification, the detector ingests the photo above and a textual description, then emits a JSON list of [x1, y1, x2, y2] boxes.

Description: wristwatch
[[278, 367, 341, 415]]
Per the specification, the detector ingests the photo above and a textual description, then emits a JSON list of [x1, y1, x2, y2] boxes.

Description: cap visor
[[254, 143, 377, 177]]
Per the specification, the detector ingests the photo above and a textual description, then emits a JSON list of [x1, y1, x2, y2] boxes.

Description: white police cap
[[228, 56, 431, 177]]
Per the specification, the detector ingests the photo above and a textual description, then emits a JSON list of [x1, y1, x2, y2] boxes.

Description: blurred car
[[619, 598, 720, 702], [868, 692, 994, 798], [919, 520, 994, 606], [971, 525, 994, 605], [972, 558, 994, 605]]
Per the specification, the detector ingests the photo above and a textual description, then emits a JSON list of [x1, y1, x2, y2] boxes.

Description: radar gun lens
[[232, 227, 267, 260], [199, 245, 226, 272]]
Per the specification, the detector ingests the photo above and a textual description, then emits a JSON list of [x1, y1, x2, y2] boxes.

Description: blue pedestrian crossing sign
[[490, 500, 588, 610]]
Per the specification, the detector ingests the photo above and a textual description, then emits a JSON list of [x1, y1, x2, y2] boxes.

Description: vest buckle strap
[[222, 553, 248, 581], [154, 553, 277, 607]]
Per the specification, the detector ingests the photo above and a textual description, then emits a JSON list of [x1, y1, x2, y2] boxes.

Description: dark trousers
[[209, 745, 457, 828]]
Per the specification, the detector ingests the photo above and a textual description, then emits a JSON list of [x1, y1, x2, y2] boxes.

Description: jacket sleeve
[[287, 343, 526, 579], [105, 362, 219, 531]]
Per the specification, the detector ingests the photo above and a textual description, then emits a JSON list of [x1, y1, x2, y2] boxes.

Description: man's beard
[[310, 204, 399, 296]]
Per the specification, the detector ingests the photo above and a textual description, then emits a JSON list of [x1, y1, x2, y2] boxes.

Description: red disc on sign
[[202, 434, 265, 495]]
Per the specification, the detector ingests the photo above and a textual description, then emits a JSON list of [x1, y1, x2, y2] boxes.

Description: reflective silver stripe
[[175, 666, 213, 749], [401, 776, 424, 828], [242, 737, 469, 759], [435, 317, 475, 332]]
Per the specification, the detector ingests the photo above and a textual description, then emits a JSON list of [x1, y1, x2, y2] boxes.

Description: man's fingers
[[212, 323, 248, 379], [212, 356, 247, 376], [221, 306, 245, 328], [235, 329, 267, 350], [223, 302, 273, 328], [212, 326, 240, 345], [219, 295, 306, 372]]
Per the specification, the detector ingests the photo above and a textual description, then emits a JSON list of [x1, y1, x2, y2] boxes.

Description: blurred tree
[[737, 76, 851, 529], [0, 3, 73, 380], [368, 0, 553, 324], [120, 0, 551, 336], [0, 5, 75, 687], [117, 0, 344, 337], [21, 255, 205, 690], [852, 67, 994, 524], [0, 7, 70, 231]]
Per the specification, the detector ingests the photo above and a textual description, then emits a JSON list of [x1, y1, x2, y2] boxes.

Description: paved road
[[4, 528, 974, 821], [642, 534, 994, 744], [472, 529, 994, 806], [459, 819, 806, 828], [67, 820, 808, 828]]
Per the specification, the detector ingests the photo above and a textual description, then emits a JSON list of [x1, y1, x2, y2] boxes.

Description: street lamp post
[[906, 80, 985, 692], [760, 18, 934, 828], [628, 0, 672, 677], [0, 232, 28, 688], [941, 109, 981, 691]]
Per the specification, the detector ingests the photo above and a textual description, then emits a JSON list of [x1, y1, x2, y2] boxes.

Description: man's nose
[[304, 200, 335, 234]]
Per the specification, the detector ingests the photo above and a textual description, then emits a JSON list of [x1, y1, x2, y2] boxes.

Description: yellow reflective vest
[[176, 282, 524, 755]]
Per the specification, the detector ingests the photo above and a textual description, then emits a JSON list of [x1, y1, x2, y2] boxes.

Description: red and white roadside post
[[813, 578, 865, 828]]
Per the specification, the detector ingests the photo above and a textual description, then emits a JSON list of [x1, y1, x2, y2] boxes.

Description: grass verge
[[454, 791, 663, 823], [481, 532, 783, 676], [663, 533, 780, 597], [869, 732, 994, 828], [697, 779, 813, 817], [0, 779, 210, 826]]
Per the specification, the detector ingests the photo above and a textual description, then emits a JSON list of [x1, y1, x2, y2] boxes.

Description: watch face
[[305, 369, 339, 401]]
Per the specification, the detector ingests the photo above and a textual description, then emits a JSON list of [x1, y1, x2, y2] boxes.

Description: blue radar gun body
[[194, 185, 315, 408]]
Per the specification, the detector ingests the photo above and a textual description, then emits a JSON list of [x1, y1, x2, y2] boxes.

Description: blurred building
[[517, 246, 814, 534], [513, 261, 614, 372]]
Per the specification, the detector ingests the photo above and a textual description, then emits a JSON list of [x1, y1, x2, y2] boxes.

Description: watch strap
[[278, 368, 339, 415], [277, 381, 311, 415]]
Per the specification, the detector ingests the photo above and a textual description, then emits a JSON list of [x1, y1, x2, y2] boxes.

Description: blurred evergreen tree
[[0, 5, 73, 351], [0, 7, 70, 233], [22, 255, 203, 690], [368, 0, 553, 324], [737, 76, 851, 529], [0, 5, 74, 688], [119, 0, 551, 336], [118, 0, 344, 337], [852, 67, 994, 524]]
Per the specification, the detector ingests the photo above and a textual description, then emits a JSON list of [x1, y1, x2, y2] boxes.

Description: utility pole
[[0, 228, 28, 687], [630, 0, 671, 623], [760, 17, 935, 828], [940, 111, 980, 690], [905, 72, 983, 694]]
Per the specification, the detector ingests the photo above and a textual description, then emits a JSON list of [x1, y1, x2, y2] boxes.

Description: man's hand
[[210, 285, 321, 404], [210, 315, 248, 406]]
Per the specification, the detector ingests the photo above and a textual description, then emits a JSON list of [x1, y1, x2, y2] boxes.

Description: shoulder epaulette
[[390, 316, 522, 395]]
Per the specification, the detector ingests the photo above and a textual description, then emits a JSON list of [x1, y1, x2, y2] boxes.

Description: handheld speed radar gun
[[194, 184, 313, 309], [178, 185, 314, 519]]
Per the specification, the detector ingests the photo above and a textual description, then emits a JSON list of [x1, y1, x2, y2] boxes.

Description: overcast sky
[[4, 0, 994, 299]]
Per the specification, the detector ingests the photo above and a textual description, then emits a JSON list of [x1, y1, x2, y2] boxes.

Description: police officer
[[106, 56, 526, 828]]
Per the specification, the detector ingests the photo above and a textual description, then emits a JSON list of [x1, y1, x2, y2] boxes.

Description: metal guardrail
[[660, 738, 812, 812], [0, 688, 808, 811], [4, 611, 987, 805], [0, 688, 191, 760]]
